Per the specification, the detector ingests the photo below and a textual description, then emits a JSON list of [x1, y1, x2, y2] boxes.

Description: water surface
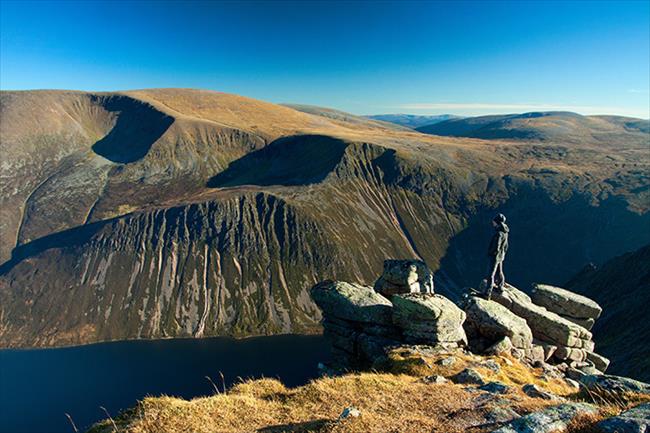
[[0, 334, 329, 433]]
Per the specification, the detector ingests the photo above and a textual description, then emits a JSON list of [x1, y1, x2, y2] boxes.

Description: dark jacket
[[488, 222, 509, 262]]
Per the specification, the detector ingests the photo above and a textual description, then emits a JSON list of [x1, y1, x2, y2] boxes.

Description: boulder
[[492, 403, 598, 433], [492, 284, 592, 347], [374, 259, 434, 296], [580, 374, 650, 395], [598, 402, 650, 433], [531, 284, 602, 320], [479, 381, 510, 394], [391, 293, 467, 344], [453, 368, 486, 385], [464, 296, 533, 349], [586, 352, 610, 372], [311, 280, 393, 325]]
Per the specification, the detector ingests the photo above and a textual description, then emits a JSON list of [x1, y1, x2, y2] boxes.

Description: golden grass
[[89, 350, 589, 433]]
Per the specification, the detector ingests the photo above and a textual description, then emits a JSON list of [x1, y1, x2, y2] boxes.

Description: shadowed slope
[[207, 135, 348, 187], [565, 245, 650, 381], [91, 95, 174, 163]]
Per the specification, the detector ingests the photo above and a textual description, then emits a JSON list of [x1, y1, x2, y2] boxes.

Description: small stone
[[453, 368, 486, 385], [422, 375, 447, 384], [481, 359, 501, 373], [479, 381, 510, 394], [522, 384, 562, 400], [437, 356, 457, 367], [338, 406, 361, 420]]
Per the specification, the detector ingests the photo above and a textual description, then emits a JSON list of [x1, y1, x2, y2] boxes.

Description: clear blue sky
[[1, 0, 649, 118]]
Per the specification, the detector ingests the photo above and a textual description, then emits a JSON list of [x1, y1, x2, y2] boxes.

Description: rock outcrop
[[531, 283, 602, 330], [391, 293, 466, 345], [489, 283, 609, 374], [492, 403, 598, 433], [311, 281, 400, 367], [311, 278, 465, 368], [373, 259, 434, 296], [598, 402, 650, 433], [463, 296, 533, 352]]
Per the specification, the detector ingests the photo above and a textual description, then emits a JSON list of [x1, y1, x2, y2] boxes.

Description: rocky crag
[[312, 259, 608, 378], [309, 259, 650, 432]]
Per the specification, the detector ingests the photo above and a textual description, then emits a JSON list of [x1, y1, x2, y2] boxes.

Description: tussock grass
[[90, 351, 588, 433]]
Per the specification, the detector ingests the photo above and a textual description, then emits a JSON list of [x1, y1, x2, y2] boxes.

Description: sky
[[1, 0, 649, 118]]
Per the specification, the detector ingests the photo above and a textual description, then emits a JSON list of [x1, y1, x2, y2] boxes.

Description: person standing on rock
[[485, 213, 509, 300]]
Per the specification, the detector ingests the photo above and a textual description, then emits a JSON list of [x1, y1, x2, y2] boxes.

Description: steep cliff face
[[1, 89, 648, 347], [565, 245, 650, 381]]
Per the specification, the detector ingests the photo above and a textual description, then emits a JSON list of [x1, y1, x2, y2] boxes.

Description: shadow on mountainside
[[0, 218, 113, 276], [91, 95, 174, 164], [207, 135, 348, 188], [436, 189, 650, 299]]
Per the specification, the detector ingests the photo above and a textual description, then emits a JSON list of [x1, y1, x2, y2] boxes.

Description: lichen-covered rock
[[531, 283, 602, 320], [392, 293, 467, 344], [492, 284, 592, 347], [311, 280, 393, 325], [598, 402, 650, 433], [373, 259, 434, 296], [492, 403, 597, 433], [453, 368, 485, 385], [580, 374, 650, 395], [464, 296, 533, 349], [479, 381, 510, 394]]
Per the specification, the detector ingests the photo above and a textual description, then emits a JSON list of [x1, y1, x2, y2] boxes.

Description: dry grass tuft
[[89, 348, 596, 433]]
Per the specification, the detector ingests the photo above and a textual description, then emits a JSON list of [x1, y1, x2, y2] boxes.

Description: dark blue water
[[0, 334, 329, 433]]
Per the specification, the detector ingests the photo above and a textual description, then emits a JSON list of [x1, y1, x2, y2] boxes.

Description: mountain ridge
[[1, 88, 649, 348]]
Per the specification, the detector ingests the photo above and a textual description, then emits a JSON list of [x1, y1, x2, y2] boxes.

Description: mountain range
[[365, 114, 461, 129], [0, 89, 648, 349]]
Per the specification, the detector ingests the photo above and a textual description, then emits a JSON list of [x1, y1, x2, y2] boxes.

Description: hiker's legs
[[487, 257, 498, 300], [497, 261, 505, 290]]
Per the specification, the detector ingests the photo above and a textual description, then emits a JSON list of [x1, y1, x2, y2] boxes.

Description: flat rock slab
[[531, 284, 602, 320], [580, 374, 650, 395], [492, 402, 597, 433], [464, 296, 533, 349], [492, 284, 592, 347], [311, 280, 393, 325], [599, 402, 650, 433]]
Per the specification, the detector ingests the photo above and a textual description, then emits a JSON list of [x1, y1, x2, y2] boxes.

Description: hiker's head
[[492, 213, 506, 227]]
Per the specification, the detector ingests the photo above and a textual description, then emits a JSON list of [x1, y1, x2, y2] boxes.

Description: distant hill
[[416, 111, 650, 145], [565, 244, 650, 381], [366, 113, 461, 129], [283, 104, 411, 131]]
